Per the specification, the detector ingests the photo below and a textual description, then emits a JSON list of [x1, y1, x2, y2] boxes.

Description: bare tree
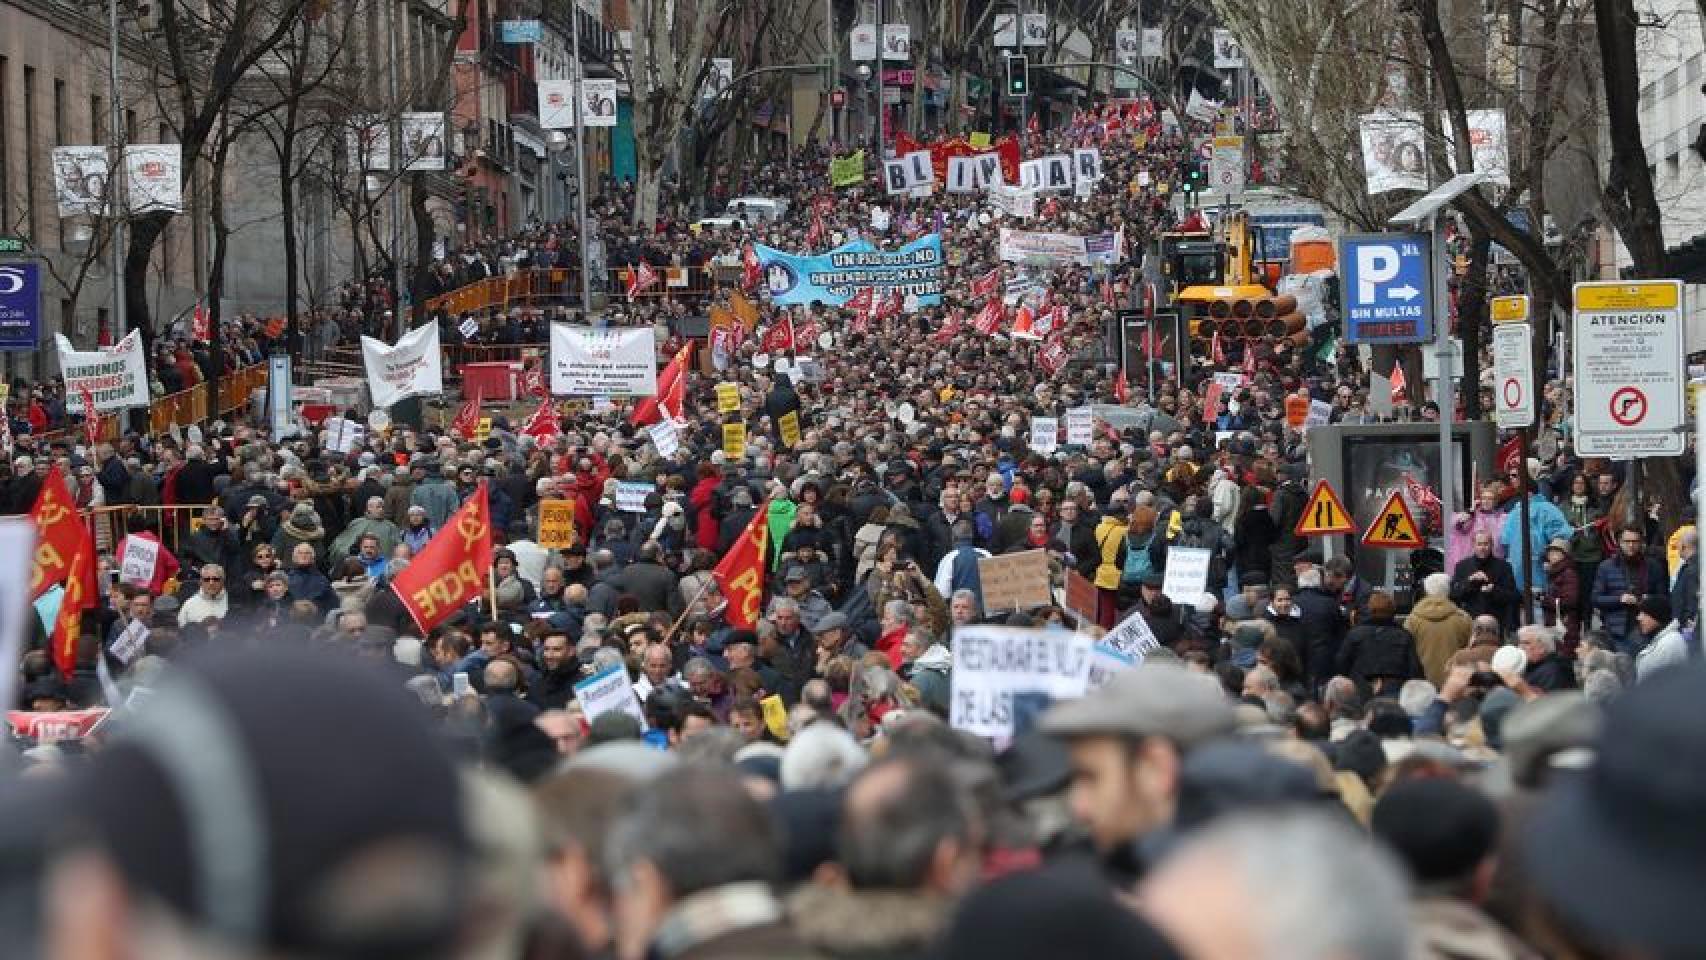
[[616, 0, 733, 227]]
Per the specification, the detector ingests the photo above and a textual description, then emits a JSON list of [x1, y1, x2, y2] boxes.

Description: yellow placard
[[1688, 380, 1706, 419], [1132, 132, 1148, 150], [761, 694, 790, 741], [537, 499, 577, 550], [0, 383, 10, 407], [722, 422, 747, 459], [716, 383, 740, 413], [1576, 280, 1681, 311], [474, 418, 492, 443], [778, 410, 801, 449], [1490, 295, 1530, 323], [969, 131, 991, 149]]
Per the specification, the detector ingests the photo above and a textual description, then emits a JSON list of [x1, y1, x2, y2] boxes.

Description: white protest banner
[[1102, 609, 1162, 660], [1073, 148, 1103, 182], [125, 144, 183, 214], [883, 159, 912, 195], [1019, 160, 1044, 190], [109, 618, 148, 666], [573, 666, 648, 729], [998, 228, 1123, 266], [904, 150, 935, 186], [361, 323, 444, 407], [538, 80, 577, 128], [1213, 372, 1245, 391], [1029, 416, 1058, 455], [119, 536, 160, 589], [950, 625, 1094, 739], [550, 325, 658, 397], [1040, 154, 1075, 192], [976, 153, 1005, 189], [989, 184, 1036, 219], [615, 481, 655, 513], [1160, 546, 1211, 607], [946, 155, 982, 194], [56, 330, 150, 411], [326, 416, 366, 454], [1305, 399, 1333, 427], [0, 518, 35, 714], [647, 420, 682, 458], [1065, 406, 1094, 446], [458, 316, 480, 339], [53, 146, 110, 216], [1359, 111, 1427, 194], [1185, 89, 1221, 123], [1088, 640, 1140, 690]]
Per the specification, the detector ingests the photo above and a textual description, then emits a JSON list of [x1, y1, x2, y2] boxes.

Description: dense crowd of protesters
[[0, 103, 1700, 960]]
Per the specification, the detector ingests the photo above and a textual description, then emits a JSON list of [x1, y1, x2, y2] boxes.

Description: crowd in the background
[[0, 104, 1699, 960]]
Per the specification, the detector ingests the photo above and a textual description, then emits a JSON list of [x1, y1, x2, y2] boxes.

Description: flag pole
[[663, 575, 718, 643]]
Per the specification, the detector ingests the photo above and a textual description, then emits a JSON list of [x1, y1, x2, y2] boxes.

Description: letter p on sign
[[1357, 245, 1398, 303]]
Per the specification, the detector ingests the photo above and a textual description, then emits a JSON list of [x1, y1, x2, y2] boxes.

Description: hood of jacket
[[913, 643, 953, 672], [787, 886, 949, 955], [1408, 595, 1464, 623]]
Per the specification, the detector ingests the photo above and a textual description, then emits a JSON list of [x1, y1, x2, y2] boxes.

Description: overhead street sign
[[1339, 233, 1432, 344], [1572, 280, 1685, 457], [1295, 480, 1355, 536], [1492, 322, 1534, 429]]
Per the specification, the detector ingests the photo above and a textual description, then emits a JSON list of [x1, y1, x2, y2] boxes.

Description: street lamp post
[[567, 5, 595, 324], [105, 0, 125, 341]]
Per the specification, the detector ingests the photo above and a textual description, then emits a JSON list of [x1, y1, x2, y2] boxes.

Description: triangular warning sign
[[1361, 490, 1424, 549], [1295, 479, 1355, 537]]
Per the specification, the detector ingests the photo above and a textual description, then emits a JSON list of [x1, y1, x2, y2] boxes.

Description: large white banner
[[950, 625, 1094, 739], [124, 145, 182, 214], [400, 113, 446, 171], [998, 227, 1125, 266], [56, 329, 150, 411], [1443, 108, 1510, 187], [989, 184, 1036, 219], [550, 325, 658, 397], [361, 323, 444, 408], [583, 78, 619, 127], [539, 80, 577, 129], [52, 146, 109, 216], [349, 114, 391, 171], [1359, 111, 1427, 194]]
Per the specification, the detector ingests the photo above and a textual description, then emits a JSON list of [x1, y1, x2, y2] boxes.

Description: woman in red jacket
[[689, 463, 722, 552]]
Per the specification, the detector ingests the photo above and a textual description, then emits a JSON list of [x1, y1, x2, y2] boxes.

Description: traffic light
[[1006, 55, 1029, 98], [1181, 162, 1205, 193]]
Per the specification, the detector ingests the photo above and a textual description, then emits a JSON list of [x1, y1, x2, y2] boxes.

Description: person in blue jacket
[[1500, 481, 1572, 597]]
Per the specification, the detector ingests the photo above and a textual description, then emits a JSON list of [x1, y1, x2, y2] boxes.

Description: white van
[[726, 196, 789, 223]]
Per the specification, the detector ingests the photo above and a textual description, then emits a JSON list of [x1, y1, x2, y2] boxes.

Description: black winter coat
[[1336, 616, 1423, 695]]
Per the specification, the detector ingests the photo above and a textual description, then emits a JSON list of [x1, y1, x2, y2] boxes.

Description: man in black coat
[[1449, 530, 1521, 631], [1292, 566, 1347, 692]]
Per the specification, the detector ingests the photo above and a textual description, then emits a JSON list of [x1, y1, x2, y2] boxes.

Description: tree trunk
[[1456, 229, 1492, 420], [1596, 0, 1669, 276], [280, 126, 299, 339], [410, 173, 434, 323], [634, 155, 663, 229]]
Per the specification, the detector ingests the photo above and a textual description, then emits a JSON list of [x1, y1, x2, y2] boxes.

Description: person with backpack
[[1158, 496, 1232, 599], [1120, 504, 1165, 609]]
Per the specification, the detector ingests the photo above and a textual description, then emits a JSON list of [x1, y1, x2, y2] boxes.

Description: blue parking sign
[[1339, 233, 1432, 344], [0, 259, 40, 351]]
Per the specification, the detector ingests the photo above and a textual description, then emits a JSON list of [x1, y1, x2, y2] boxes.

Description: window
[[1689, 54, 1703, 85], [1641, 81, 1656, 110], [23, 66, 36, 241], [125, 108, 136, 144], [91, 95, 103, 143], [61, 298, 73, 339], [0, 57, 9, 232]]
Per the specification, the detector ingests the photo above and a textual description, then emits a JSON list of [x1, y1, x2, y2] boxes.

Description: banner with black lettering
[[55, 330, 149, 411]]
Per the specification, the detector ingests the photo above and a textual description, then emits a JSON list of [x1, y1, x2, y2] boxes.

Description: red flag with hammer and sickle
[[391, 482, 494, 633], [28, 466, 89, 602]]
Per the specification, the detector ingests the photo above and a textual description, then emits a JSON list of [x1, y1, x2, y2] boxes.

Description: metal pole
[[386, 0, 402, 323], [825, 0, 837, 143], [1430, 211, 1455, 580], [106, 0, 126, 338], [875, 0, 884, 157], [1696, 390, 1704, 630], [569, 1, 594, 323]]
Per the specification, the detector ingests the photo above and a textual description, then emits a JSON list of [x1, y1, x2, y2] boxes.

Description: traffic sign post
[[1491, 322, 1534, 429], [1295, 480, 1355, 537], [1338, 233, 1433, 344], [1361, 491, 1424, 549], [1572, 280, 1685, 457], [1209, 135, 1244, 194]]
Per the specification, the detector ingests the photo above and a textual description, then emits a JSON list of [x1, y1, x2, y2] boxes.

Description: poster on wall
[[124, 145, 183, 214], [400, 113, 446, 171]]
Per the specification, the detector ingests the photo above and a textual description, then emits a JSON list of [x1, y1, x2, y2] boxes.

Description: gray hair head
[[1517, 624, 1557, 655], [1295, 567, 1323, 590], [1144, 810, 1412, 960], [604, 767, 781, 897], [1422, 572, 1451, 598], [882, 599, 914, 625], [1398, 679, 1438, 717], [1582, 668, 1623, 705], [589, 647, 626, 676]]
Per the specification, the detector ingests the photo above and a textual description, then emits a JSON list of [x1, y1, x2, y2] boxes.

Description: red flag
[[806, 214, 827, 249], [1211, 331, 1226, 367], [1041, 197, 1061, 219], [28, 466, 88, 602], [793, 319, 823, 350], [50, 517, 95, 680], [1243, 345, 1256, 376], [1390, 365, 1408, 403], [1496, 435, 1523, 481], [191, 300, 211, 340], [1037, 340, 1069, 377], [713, 502, 770, 629], [844, 288, 874, 316], [1027, 112, 1039, 135], [761, 316, 796, 354], [631, 342, 693, 427], [742, 245, 763, 292], [1012, 304, 1039, 340], [934, 307, 964, 343], [1113, 368, 1130, 404], [78, 385, 100, 448], [974, 298, 1004, 335], [874, 290, 904, 321], [519, 365, 548, 399], [971, 267, 1002, 300], [519, 400, 562, 441], [450, 387, 483, 441], [627, 261, 660, 299], [391, 483, 495, 633]]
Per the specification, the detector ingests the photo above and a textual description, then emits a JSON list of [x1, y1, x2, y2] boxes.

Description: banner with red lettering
[[390, 483, 494, 633]]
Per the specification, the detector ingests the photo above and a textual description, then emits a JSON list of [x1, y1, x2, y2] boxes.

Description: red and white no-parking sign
[[1491, 321, 1533, 429]]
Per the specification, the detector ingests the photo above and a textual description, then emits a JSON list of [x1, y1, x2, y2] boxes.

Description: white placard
[[883, 160, 912, 196], [1041, 154, 1075, 192], [1212, 28, 1245, 68], [1185, 89, 1221, 123], [989, 184, 1036, 219], [458, 316, 479, 339], [904, 149, 935, 185], [1140, 27, 1164, 58], [882, 23, 910, 60], [1115, 29, 1139, 61], [0, 519, 36, 714], [647, 420, 682, 458], [56, 330, 150, 411], [949, 625, 1095, 739], [361, 323, 444, 408], [993, 13, 1018, 47], [550, 325, 659, 397], [850, 23, 878, 61], [1160, 546, 1211, 607], [1213, 372, 1244, 391], [1021, 12, 1047, 46], [1102, 609, 1162, 660], [573, 666, 648, 729], [1305, 399, 1333, 427], [1073, 148, 1103, 182], [1065, 406, 1094, 446], [946, 155, 983, 194], [109, 618, 148, 666], [52, 146, 110, 216], [119, 536, 160, 589], [1019, 159, 1044, 190], [1029, 416, 1059, 455], [326, 416, 366, 454], [125, 144, 183, 214], [615, 481, 655, 513]]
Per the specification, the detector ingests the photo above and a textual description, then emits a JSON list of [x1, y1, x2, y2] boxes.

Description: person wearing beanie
[[1634, 593, 1688, 680], [1372, 778, 1538, 960], [937, 859, 1182, 960]]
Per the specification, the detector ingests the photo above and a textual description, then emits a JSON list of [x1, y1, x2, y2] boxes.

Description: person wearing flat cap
[[1037, 660, 1236, 886]]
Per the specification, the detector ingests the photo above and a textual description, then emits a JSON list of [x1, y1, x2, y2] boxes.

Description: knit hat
[[1639, 594, 1673, 625], [1372, 778, 1500, 885], [936, 860, 1182, 960]]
